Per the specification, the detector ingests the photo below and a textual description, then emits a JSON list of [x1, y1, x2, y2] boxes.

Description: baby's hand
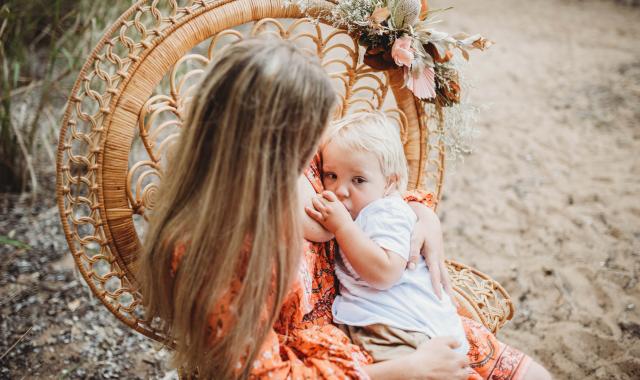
[[305, 191, 353, 234]]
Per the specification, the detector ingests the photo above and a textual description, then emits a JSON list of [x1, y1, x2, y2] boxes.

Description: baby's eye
[[353, 177, 366, 184], [323, 172, 337, 181]]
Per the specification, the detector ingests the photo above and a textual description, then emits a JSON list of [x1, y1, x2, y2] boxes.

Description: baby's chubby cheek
[[341, 202, 354, 218], [345, 203, 360, 220]]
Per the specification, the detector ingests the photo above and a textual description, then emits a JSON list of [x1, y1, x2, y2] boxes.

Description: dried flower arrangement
[[292, 0, 492, 105], [290, 0, 491, 161]]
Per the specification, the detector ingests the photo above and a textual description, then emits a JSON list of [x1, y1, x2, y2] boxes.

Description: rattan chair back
[[56, 0, 513, 341]]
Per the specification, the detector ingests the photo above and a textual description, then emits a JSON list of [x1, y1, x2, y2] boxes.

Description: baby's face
[[322, 141, 389, 219]]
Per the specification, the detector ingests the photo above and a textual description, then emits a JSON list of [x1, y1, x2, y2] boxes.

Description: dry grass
[[0, 0, 134, 196]]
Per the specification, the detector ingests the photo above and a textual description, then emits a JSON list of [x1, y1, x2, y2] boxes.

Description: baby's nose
[[335, 184, 349, 199]]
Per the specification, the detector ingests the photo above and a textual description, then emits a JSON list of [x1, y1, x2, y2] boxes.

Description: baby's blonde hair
[[321, 111, 408, 192]]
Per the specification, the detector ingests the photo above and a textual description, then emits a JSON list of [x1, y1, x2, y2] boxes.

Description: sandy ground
[[1, 0, 638, 379], [436, 0, 640, 378]]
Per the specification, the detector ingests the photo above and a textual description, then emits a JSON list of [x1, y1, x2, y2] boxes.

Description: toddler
[[306, 111, 469, 362]]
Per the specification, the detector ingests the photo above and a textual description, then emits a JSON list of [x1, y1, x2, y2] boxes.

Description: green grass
[[0, 235, 31, 250], [0, 0, 134, 195]]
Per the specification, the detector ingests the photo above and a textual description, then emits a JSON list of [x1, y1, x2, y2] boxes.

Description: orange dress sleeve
[[403, 188, 435, 209]]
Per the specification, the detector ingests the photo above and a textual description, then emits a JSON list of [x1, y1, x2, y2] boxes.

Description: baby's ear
[[385, 174, 400, 194]]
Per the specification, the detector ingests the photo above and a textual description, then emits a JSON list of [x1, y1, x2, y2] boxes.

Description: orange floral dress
[[249, 156, 372, 379], [173, 155, 532, 379]]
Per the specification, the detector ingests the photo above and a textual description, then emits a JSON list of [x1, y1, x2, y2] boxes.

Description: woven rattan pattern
[[57, 0, 513, 342]]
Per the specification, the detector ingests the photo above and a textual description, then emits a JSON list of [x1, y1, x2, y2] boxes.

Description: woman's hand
[[365, 337, 473, 380], [408, 202, 453, 300], [409, 337, 474, 380]]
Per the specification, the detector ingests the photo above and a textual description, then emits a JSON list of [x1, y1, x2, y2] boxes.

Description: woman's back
[[137, 38, 337, 378]]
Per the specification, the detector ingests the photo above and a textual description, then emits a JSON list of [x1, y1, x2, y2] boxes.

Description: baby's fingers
[[305, 206, 324, 223], [311, 196, 327, 212], [406, 254, 419, 270], [322, 191, 338, 202]]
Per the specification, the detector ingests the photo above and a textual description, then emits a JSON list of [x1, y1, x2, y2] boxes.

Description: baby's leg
[[340, 324, 429, 363]]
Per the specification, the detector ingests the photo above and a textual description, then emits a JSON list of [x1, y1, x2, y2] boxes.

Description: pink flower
[[391, 36, 414, 67], [405, 66, 436, 100]]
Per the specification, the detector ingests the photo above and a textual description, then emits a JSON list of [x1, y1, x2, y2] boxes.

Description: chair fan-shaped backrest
[[57, 0, 511, 342]]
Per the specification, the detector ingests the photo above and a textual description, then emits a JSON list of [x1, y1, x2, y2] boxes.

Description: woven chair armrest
[[446, 260, 515, 334]]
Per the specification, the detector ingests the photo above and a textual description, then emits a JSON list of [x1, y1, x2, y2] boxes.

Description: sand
[[432, 0, 640, 378]]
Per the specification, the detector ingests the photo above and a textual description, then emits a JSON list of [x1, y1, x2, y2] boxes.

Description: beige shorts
[[339, 324, 430, 363]]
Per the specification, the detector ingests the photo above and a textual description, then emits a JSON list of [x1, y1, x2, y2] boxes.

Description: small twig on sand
[[0, 326, 33, 362]]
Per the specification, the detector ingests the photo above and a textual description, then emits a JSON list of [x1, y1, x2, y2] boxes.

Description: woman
[[138, 38, 549, 379]]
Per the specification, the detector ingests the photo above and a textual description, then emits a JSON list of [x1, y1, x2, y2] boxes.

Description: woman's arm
[[407, 201, 453, 299], [364, 337, 471, 380]]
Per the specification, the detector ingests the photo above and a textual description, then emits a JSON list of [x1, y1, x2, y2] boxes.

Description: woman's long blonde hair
[[137, 38, 336, 379]]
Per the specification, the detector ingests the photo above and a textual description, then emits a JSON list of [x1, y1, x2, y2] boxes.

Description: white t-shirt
[[332, 196, 469, 355]]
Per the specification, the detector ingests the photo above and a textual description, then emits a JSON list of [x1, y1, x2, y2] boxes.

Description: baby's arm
[[298, 175, 334, 243], [305, 191, 406, 289]]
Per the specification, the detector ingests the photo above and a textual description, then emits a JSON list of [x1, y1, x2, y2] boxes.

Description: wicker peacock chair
[[56, 0, 514, 353]]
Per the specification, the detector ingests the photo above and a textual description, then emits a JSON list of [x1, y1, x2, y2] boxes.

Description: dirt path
[[435, 0, 640, 378]]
